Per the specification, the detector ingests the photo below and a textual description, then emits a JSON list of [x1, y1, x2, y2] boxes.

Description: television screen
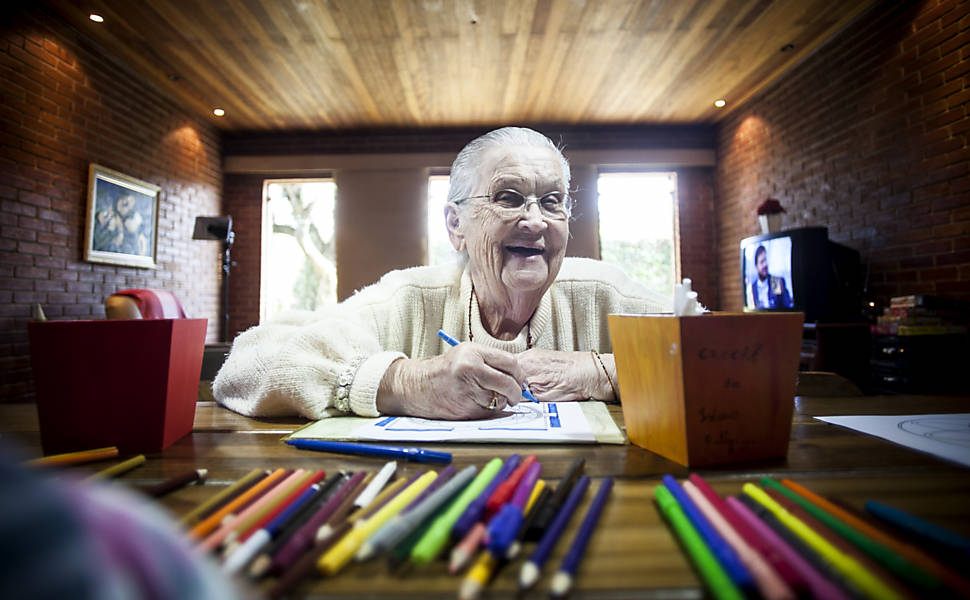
[[740, 226, 862, 323], [743, 236, 795, 310]]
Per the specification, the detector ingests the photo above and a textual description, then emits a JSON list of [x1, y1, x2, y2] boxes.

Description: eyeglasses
[[455, 189, 573, 220]]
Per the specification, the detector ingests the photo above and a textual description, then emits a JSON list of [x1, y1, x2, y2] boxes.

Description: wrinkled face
[[448, 145, 569, 299], [756, 250, 768, 279]]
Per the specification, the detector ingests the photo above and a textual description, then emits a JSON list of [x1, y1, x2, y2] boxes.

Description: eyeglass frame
[[452, 188, 574, 220]]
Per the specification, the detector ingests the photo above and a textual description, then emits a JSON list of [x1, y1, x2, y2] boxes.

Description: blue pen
[[284, 439, 451, 464], [661, 474, 754, 592], [437, 329, 538, 402]]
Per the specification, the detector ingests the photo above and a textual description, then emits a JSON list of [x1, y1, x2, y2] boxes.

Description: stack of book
[[871, 295, 969, 336]]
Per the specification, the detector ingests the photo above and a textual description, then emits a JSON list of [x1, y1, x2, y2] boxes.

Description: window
[[597, 172, 677, 297], [427, 175, 454, 265], [261, 179, 337, 321]]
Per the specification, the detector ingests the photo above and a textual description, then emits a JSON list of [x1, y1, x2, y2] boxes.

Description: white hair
[[446, 127, 571, 206]]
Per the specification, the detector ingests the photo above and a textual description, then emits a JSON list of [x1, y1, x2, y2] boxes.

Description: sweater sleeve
[[212, 308, 405, 420]]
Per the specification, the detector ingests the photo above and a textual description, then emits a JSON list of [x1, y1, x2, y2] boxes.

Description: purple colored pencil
[[550, 477, 614, 597], [518, 475, 591, 590], [402, 465, 455, 514], [268, 471, 366, 575], [451, 454, 521, 540]]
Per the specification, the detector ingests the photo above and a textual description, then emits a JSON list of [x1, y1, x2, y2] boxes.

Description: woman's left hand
[[517, 349, 604, 402]]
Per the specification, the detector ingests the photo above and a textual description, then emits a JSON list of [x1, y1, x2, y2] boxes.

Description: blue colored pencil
[[437, 329, 538, 402], [661, 474, 755, 592], [452, 454, 521, 540], [518, 475, 591, 589], [866, 500, 970, 556], [549, 477, 614, 598]]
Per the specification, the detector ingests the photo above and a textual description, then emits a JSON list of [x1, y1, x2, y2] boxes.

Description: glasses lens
[[489, 190, 569, 219]]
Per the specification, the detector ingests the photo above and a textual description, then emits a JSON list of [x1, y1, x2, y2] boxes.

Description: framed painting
[[84, 164, 160, 269]]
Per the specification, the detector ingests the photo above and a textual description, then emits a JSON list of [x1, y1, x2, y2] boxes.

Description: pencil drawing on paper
[[897, 416, 970, 448], [376, 402, 550, 433]]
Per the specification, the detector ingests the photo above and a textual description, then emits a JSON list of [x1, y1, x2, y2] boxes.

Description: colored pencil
[[188, 468, 287, 540], [452, 454, 521, 541], [485, 454, 536, 519], [222, 480, 323, 574], [458, 550, 498, 600], [267, 520, 352, 600], [654, 484, 744, 600], [450, 522, 488, 574], [346, 475, 410, 524], [505, 481, 551, 560], [353, 461, 396, 508], [781, 478, 970, 596], [360, 465, 477, 563], [314, 472, 376, 543], [866, 499, 970, 558], [688, 474, 808, 594], [486, 460, 541, 557], [180, 469, 267, 526], [662, 475, 754, 592], [762, 478, 940, 591], [526, 456, 584, 540], [743, 483, 904, 600], [28, 446, 118, 467], [141, 468, 208, 498], [199, 469, 310, 552], [682, 480, 794, 600], [519, 475, 590, 590], [85, 454, 145, 481], [265, 471, 368, 577], [550, 477, 613, 598], [318, 470, 438, 575], [246, 472, 348, 579], [409, 457, 503, 566], [725, 496, 850, 600]]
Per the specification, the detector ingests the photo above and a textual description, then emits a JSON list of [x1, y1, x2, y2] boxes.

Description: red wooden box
[[28, 318, 207, 454]]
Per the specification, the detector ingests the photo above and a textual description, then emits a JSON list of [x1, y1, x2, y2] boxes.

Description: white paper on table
[[814, 413, 970, 468], [351, 401, 596, 443]]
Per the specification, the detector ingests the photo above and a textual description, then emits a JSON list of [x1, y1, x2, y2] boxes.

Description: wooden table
[[3, 394, 969, 599]]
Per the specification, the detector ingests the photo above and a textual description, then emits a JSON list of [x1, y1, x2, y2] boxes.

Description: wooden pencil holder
[[608, 312, 804, 467]]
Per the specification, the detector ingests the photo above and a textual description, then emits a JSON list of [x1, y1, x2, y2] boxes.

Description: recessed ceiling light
[[713, 99, 727, 108], [212, 108, 225, 117], [89, 14, 104, 23]]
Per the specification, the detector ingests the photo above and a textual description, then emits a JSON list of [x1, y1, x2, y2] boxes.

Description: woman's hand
[[376, 343, 526, 420], [517, 349, 617, 402]]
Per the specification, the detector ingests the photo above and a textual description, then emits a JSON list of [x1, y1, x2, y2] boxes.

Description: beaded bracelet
[[591, 350, 619, 401], [334, 356, 365, 412]]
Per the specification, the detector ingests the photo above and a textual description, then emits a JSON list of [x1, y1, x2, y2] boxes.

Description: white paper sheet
[[815, 413, 970, 468], [351, 401, 596, 443]]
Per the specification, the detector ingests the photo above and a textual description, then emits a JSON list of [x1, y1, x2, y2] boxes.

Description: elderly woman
[[214, 127, 670, 421]]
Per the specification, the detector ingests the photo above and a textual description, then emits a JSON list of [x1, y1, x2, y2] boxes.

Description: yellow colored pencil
[[318, 470, 438, 576], [85, 454, 145, 481], [742, 483, 903, 600], [347, 476, 409, 523], [459, 550, 498, 600], [28, 446, 119, 467]]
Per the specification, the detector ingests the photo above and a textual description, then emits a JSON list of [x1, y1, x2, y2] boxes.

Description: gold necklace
[[468, 284, 533, 349]]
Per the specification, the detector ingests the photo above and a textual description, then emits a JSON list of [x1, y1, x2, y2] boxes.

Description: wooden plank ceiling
[[46, 0, 878, 131]]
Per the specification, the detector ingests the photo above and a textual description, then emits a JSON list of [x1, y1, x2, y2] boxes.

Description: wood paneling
[[40, 0, 877, 130]]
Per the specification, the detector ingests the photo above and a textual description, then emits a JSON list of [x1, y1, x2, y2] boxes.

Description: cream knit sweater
[[213, 257, 671, 419]]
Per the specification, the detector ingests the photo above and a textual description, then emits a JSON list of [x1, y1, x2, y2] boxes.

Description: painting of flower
[[84, 164, 160, 268]]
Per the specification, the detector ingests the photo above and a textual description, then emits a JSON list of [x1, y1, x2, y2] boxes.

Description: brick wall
[[223, 174, 264, 339], [716, 0, 969, 313], [1, 7, 223, 402]]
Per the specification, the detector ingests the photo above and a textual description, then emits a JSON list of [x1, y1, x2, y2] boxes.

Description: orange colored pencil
[[189, 468, 288, 540], [28, 446, 119, 467], [780, 478, 970, 596]]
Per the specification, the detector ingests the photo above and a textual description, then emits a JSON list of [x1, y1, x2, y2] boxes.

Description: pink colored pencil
[[683, 480, 794, 600], [450, 522, 487, 573]]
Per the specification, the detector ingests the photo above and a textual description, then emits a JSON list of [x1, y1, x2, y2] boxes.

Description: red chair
[[105, 289, 189, 319]]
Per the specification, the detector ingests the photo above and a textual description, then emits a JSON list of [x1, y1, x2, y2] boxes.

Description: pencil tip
[[549, 571, 572, 597], [518, 561, 539, 589], [458, 578, 482, 600], [247, 555, 270, 579], [196, 468, 208, 481]]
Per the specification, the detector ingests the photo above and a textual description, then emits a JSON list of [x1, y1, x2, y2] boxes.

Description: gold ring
[[487, 393, 498, 411]]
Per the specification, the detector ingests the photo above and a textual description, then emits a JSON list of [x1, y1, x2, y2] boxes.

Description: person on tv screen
[[751, 244, 793, 309]]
